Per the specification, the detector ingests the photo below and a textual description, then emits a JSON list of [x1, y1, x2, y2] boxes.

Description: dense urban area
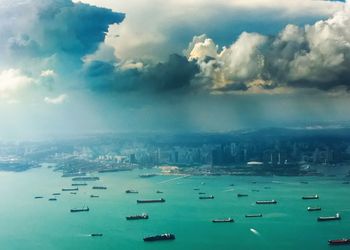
[[1, 128, 350, 177]]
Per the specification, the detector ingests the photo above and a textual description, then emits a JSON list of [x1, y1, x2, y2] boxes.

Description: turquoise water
[[0, 167, 350, 250]]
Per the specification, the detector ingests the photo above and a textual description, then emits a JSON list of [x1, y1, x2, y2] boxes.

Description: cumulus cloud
[[0, 0, 124, 75], [75, 0, 344, 61], [185, 3, 350, 92], [44, 94, 68, 104]]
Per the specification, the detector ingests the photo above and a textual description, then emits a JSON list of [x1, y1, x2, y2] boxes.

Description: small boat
[[62, 187, 78, 192], [256, 200, 277, 204], [302, 195, 319, 200], [193, 188, 200, 191], [48, 198, 57, 201], [245, 214, 263, 218], [70, 192, 77, 195], [212, 218, 234, 223], [125, 190, 138, 194], [137, 198, 165, 203], [52, 193, 61, 196], [264, 187, 271, 189], [34, 196, 43, 199], [70, 206, 89, 213], [237, 194, 248, 197], [198, 192, 206, 195], [90, 233, 103, 237], [90, 195, 99, 198], [199, 195, 214, 199], [300, 181, 309, 184], [229, 184, 235, 186], [307, 207, 321, 211], [318, 213, 340, 221], [92, 186, 107, 190], [251, 189, 260, 192], [342, 181, 350, 184], [143, 233, 175, 242], [156, 190, 163, 194], [126, 213, 149, 220], [328, 238, 350, 245]]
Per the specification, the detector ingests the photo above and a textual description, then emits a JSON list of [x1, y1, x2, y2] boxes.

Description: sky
[[0, 0, 350, 139]]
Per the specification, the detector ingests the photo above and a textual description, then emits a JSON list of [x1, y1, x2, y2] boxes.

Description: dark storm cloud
[[0, 0, 124, 71], [83, 54, 199, 94]]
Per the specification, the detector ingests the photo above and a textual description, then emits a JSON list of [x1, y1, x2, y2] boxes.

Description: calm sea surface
[[0, 167, 350, 250]]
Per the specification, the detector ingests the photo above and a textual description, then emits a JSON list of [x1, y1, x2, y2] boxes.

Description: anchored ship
[[143, 233, 175, 242], [302, 194, 319, 200], [237, 194, 248, 197], [126, 213, 149, 220], [70, 206, 89, 213], [199, 195, 214, 199], [72, 177, 99, 181], [62, 187, 78, 191], [245, 214, 263, 218], [125, 190, 138, 194], [328, 238, 350, 245], [137, 198, 165, 203], [307, 207, 321, 211], [90, 233, 103, 237], [318, 213, 340, 221], [256, 200, 277, 204], [212, 218, 234, 223], [92, 186, 107, 190]]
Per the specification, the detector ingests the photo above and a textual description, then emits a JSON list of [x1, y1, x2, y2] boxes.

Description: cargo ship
[[125, 190, 138, 194], [126, 213, 149, 220], [143, 233, 175, 242], [307, 207, 321, 211], [212, 218, 234, 223], [245, 214, 263, 218], [237, 194, 248, 197], [139, 174, 157, 178], [92, 186, 107, 190], [328, 238, 350, 245], [137, 198, 165, 203], [62, 187, 78, 191], [318, 213, 340, 221], [90, 233, 103, 237], [302, 194, 319, 200], [72, 183, 87, 186], [72, 177, 99, 181], [70, 206, 89, 213], [199, 195, 214, 199], [256, 200, 277, 204]]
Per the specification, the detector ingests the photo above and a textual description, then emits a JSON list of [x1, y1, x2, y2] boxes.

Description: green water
[[0, 167, 350, 250]]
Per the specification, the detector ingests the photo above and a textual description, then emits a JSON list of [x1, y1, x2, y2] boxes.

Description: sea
[[0, 166, 350, 250]]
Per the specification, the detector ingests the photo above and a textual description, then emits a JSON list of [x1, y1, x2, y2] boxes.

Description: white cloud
[[0, 68, 33, 99], [185, 3, 350, 92], [44, 94, 68, 104], [74, 0, 345, 61], [40, 69, 56, 78]]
